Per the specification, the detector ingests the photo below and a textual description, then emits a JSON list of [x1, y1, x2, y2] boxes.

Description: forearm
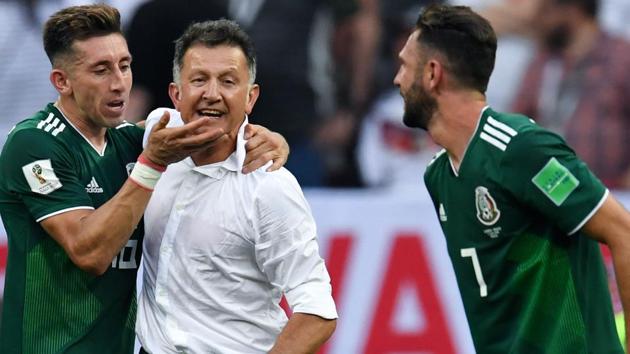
[[75, 179, 152, 272], [269, 313, 336, 354]]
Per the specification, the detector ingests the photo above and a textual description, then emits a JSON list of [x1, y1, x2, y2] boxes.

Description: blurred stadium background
[[1, 0, 630, 352]]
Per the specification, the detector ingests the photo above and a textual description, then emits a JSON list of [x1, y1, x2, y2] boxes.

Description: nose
[[110, 67, 126, 92], [202, 80, 221, 101], [393, 69, 402, 87]]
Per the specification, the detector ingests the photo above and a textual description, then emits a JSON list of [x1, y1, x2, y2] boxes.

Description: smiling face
[[169, 44, 259, 142], [55, 33, 132, 129]]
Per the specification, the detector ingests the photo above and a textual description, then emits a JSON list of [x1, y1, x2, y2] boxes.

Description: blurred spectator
[[511, 0, 630, 189], [0, 0, 56, 149], [232, 0, 379, 187], [357, 3, 439, 190], [124, 0, 229, 122]]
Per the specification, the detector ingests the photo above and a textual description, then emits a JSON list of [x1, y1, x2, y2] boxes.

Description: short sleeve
[[252, 169, 338, 319], [0, 129, 93, 221], [501, 129, 606, 235]]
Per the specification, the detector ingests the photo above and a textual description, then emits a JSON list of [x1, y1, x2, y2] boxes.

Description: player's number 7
[[461, 247, 488, 297]]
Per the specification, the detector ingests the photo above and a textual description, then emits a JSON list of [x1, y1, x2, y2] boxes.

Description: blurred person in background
[[0, 4, 288, 353], [511, 0, 630, 189], [136, 19, 337, 353], [396, 4, 630, 352], [232, 0, 380, 187], [357, 3, 439, 190]]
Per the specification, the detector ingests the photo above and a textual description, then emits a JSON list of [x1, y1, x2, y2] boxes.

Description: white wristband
[[129, 159, 164, 191]]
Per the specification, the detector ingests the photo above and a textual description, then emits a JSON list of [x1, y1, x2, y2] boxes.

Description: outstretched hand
[[243, 124, 290, 173], [143, 110, 226, 166]]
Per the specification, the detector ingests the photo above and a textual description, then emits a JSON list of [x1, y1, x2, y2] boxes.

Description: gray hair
[[172, 19, 256, 85]]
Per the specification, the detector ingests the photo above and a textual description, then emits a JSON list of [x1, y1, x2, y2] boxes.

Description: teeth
[[199, 109, 223, 117]]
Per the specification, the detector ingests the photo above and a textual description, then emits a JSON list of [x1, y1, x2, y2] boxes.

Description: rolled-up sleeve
[[252, 169, 338, 319]]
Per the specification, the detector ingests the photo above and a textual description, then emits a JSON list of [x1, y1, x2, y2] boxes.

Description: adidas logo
[[37, 113, 66, 137], [439, 203, 447, 222], [85, 177, 104, 194]]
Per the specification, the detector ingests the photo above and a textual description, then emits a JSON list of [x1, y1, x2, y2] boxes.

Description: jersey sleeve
[[252, 169, 338, 319], [501, 128, 606, 235], [1, 128, 94, 221]]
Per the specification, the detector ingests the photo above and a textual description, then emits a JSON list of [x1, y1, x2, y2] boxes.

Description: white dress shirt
[[136, 109, 337, 354]]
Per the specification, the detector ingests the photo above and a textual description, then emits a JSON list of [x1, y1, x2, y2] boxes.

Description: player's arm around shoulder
[[251, 171, 337, 353], [43, 110, 225, 275], [581, 194, 630, 351]]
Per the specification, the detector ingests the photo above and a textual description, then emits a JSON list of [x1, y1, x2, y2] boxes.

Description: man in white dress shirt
[[136, 19, 338, 354]]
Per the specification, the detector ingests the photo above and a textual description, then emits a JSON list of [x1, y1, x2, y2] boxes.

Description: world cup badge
[[32, 164, 46, 184]]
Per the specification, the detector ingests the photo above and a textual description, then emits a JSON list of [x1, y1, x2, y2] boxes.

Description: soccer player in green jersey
[[394, 4, 630, 353], [0, 4, 288, 354]]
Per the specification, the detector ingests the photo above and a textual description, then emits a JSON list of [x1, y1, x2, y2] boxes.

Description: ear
[[50, 68, 71, 95], [245, 84, 260, 115], [168, 82, 182, 111], [425, 58, 444, 91]]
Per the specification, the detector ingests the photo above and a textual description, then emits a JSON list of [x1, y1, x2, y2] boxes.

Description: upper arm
[[252, 171, 337, 319], [1, 129, 94, 221], [501, 129, 607, 235]]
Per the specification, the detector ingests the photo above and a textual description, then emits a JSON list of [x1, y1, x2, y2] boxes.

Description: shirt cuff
[[285, 282, 338, 320]]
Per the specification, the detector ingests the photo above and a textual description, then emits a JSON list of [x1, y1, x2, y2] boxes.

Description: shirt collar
[[185, 116, 248, 179]]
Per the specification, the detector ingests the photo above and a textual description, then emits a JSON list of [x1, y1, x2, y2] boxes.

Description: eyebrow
[[89, 55, 132, 68]]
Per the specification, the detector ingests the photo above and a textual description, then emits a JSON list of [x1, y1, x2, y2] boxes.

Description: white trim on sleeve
[[36, 206, 95, 222], [568, 189, 609, 236]]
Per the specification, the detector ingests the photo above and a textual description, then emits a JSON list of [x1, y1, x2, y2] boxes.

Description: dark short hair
[[416, 5, 497, 93], [43, 4, 122, 67], [172, 19, 256, 84], [554, 0, 599, 18]]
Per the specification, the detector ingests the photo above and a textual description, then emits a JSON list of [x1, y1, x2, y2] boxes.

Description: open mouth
[[198, 109, 225, 119], [107, 100, 125, 110]]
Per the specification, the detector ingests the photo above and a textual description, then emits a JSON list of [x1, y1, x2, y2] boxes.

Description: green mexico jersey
[[0, 103, 144, 354], [424, 107, 621, 353]]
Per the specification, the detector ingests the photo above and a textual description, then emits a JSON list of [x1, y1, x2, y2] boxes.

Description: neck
[[428, 90, 487, 170], [55, 98, 107, 150], [563, 20, 599, 62]]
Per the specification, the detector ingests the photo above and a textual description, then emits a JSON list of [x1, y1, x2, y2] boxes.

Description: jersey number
[[460, 247, 488, 297], [112, 240, 138, 269]]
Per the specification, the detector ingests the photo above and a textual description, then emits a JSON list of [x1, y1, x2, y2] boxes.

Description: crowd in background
[[1, 0, 630, 190]]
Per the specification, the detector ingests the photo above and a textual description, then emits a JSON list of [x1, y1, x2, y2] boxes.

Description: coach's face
[[169, 44, 259, 147], [394, 30, 437, 131], [54, 33, 132, 129]]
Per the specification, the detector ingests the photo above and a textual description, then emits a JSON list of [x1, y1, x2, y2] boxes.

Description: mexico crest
[[475, 186, 500, 226]]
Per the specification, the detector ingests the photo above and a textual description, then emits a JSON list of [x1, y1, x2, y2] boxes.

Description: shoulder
[[424, 149, 447, 175], [110, 120, 144, 143], [246, 167, 306, 208], [478, 109, 561, 154]]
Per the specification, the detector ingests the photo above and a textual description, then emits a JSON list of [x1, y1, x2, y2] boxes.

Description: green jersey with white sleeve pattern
[[424, 107, 622, 353], [0, 103, 144, 354]]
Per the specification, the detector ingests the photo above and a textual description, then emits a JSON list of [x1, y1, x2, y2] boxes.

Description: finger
[[243, 140, 269, 167], [244, 132, 266, 152], [158, 117, 212, 140], [244, 123, 263, 140], [242, 152, 273, 174], [175, 127, 226, 149], [151, 110, 171, 133], [135, 120, 146, 128], [266, 155, 286, 172]]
